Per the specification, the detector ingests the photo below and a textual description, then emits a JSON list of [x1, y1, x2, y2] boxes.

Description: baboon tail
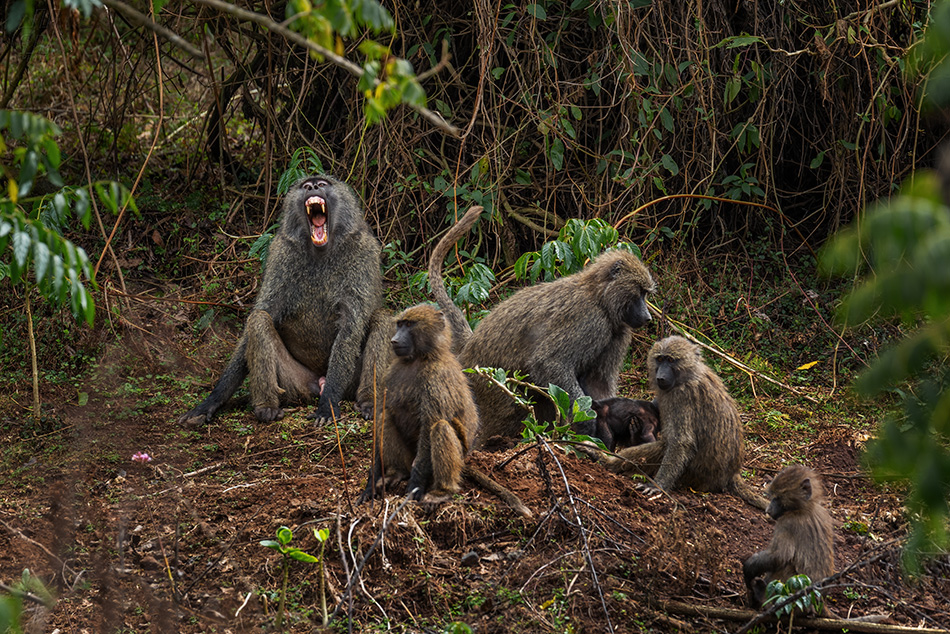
[[427, 205, 483, 352], [463, 465, 533, 518], [730, 473, 768, 510]]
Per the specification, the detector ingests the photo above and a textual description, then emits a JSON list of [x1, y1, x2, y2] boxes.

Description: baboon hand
[[307, 398, 341, 425]]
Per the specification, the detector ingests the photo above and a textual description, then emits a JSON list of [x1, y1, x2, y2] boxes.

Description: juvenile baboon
[[578, 397, 660, 451], [358, 304, 531, 517], [179, 175, 391, 427], [598, 336, 767, 509], [743, 464, 834, 609], [428, 206, 656, 445]]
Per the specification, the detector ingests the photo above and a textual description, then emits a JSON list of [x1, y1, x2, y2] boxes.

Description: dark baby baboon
[[358, 304, 531, 517], [578, 397, 660, 451], [428, 205, 656, 445], [179, 175, 391, 427], [599, 336, 767, 509], [743, 464, 834, 609]]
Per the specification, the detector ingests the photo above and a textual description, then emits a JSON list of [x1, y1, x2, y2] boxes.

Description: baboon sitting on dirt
[[358, 304, 531, 517], [179, 175, 391, 427], [743, 464, 834, 609], [594, 336, 767, 509]]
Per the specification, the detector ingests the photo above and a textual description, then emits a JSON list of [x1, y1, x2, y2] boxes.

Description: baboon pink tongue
[[311, 214, 327, 246]]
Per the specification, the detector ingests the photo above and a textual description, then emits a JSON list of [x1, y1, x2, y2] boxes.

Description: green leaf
[[548, 138, 565, 170], [548, 384, 571, 416], [526, 3, 547, 19], [287, 549, 319, 563], [33, 240, 50, 283], [5, 0, 25, 32], [260, 539, 281, 550], [276, 526, 293, 546], [660, 153, 679, 176]]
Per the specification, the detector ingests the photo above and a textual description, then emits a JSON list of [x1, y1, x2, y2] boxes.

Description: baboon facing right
[[428, 205, 656, 445], [599, 336, 767, 509]]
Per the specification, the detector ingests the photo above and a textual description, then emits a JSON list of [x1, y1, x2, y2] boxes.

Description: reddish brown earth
[[1, 311, 948, 633]]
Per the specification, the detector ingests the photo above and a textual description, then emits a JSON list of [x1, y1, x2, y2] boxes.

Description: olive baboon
[[578, 397, 660, 451], [428, 206, 656, 445], [743, 464, 834, 608], [179, 175, 391, 427], [358, 304, 531, 517], [598, 336, 767, 509]]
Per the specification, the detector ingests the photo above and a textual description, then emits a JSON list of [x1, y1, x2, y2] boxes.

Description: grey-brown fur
[[359, 304, 478, 503], [603, 336, 767, 509], [428, 206, 656, 445], [743, 464, 834, 608], [179, 175, 392, 427], [358, 304, 532, 517]]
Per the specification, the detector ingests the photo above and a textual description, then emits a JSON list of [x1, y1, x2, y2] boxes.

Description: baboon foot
[[421, 490, 455, 507], [356, 399, 375, 420], [254, 406, 285, 422]]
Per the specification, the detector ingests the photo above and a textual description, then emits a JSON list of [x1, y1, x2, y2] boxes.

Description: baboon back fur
[[179, 175, 391, 426], [429, 205, 656, 445]]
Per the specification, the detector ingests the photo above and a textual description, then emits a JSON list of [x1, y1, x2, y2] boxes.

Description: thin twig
[[100, 0, 204, 59], [328, 491, 416, 624], [538, 438, 614, 633]]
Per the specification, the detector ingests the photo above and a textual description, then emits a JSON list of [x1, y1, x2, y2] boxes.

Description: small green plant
[[0, 569, 56, 634], [259, 526, 321, 630], [465, 367, 599, 446], [762, 574, 823, 620]]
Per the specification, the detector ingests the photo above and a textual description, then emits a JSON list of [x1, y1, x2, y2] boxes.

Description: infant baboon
[[428, 206, 656, 445], [358, 304, 531, 516], [743, 464, 834, 609], [577, 397, 660, 451], [179, 175, 391, 427], [599, 336, 767, 509]]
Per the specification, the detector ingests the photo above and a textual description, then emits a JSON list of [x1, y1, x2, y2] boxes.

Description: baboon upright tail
[[730, 473, 768, 510], [427, 205, 483, 352], [463, 465, 533, 518]]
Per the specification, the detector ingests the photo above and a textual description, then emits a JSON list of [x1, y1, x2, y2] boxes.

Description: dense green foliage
[[821, 0, 950, 562]]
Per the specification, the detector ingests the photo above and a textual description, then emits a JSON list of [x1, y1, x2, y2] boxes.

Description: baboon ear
[[609, 261, 624, 279], [800, 477, 813, 500]]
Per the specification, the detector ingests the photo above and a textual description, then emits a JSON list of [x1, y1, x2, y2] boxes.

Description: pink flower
[[132, 451, 152, 463]]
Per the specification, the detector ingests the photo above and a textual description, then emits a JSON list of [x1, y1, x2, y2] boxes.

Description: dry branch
[[659, 600, 950, 634], [190, 0, 460, 137]]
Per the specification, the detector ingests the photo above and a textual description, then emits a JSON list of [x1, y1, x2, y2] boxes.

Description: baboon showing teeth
[[179, 175, 392, 427], [428, 206, 656, 445], [577, 397, 660, 451], [743, 464, 834, 609], [596, 336, 767, 509], [358, 304, 532, 517]]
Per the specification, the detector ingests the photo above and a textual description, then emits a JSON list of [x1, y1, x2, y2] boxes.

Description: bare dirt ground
[[1, 301, 949, 634]]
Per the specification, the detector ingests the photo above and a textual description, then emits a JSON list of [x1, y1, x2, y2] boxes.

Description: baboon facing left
[[743, 464, 834, 609], [358, 304, 478, 504], [179, 175, 392, 427], [597, 336, 767, 509], [358, 304, 532, 517]]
